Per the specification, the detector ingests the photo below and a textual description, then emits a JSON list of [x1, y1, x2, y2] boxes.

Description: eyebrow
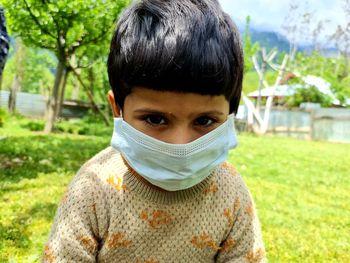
[[133, 108, 225, 116]]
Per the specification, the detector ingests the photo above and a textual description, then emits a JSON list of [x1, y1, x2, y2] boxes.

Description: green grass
[[229, 134, 350, 262], [1, 115, 349, 262], [243, 70, 279, 95], [0, 115, 110, 262]]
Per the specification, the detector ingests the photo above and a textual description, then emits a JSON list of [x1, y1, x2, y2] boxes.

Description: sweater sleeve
[[42, 171, 107, 262], [216, 185, 266, 263]]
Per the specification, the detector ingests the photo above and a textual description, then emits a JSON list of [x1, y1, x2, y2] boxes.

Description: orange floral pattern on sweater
[[191, 233, 221, 251], [223, 197, 241, 226], [203, 181, 218, 195], [233, 197, 241, 212], [223, 207, 234, 226], [245, 248, 266, 263], [107, 174, 129, 191], [222, 162, 238, 176], [79, 235, 97, 254], [245, 204, 254, 218], [43, 245, 55, 262], [106, 232, 131, 248], [140, 210, 173, 228], [220, 238, 236, 253]]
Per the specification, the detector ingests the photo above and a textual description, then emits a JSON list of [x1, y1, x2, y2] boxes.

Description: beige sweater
[[43, 147, 266, 263]]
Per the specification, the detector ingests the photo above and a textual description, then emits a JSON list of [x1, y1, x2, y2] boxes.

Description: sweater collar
[[120, 155, 215, 204]]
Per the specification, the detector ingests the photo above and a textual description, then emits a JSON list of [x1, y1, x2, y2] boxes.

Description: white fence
[[0, 91, 92, 118], [0, 90, 46, 117], [242, 107, 350, 143]]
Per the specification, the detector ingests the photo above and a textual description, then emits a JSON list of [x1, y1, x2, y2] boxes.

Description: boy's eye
[[144, 115, 166, 126], [194, 116, 216, 127]]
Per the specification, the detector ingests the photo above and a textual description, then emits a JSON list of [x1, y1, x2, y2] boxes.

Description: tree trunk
[[70, 66, 110, 126], [44, 58, 65, 133], [261, 55, 289, 134], [58, 68, 69, 117], [8, 75, 20, 113], [70, 54, 80, 100], [71, 76, 80, 100], [257, 49, 267, 111]]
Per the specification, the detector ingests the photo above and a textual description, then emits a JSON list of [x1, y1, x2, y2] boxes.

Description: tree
[[282, 1, 327, 61], [282, 2, 300, 61], [292, 51, 350, 104], [243, 54, 289, 134], [3, 0, 129, 132], [8, 38, 25, 113], [2, 44, 56, 94], [252, 48, 277, 110], [243, 16, 260, 73], [330, 0, 350, 76]]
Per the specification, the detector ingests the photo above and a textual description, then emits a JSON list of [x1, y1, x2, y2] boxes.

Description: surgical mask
[[111, 115, 237, 191]]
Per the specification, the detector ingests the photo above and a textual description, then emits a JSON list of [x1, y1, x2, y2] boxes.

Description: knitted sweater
[[43, 147, 266, 263]]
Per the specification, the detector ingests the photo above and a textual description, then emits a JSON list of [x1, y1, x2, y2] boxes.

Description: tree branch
[[68, 63, 111, 126], [23, 0, 56, 39], [69, 28, 110, 54]]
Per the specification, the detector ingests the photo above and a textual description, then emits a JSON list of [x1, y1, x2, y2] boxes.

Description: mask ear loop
[[117, 103, 123, 118]]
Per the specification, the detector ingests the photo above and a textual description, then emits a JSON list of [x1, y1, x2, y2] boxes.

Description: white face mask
[[111, 115, 238, 191]]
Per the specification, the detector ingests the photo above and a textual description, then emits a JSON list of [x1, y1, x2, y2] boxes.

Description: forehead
[[124, 87, 229, 114]]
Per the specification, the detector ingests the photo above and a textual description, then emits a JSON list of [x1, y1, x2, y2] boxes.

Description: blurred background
[[0, 0, 349, 262]]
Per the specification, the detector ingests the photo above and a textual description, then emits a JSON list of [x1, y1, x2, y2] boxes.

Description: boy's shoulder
[[212, 161, 251, 198], [79, 146, 128, 181]]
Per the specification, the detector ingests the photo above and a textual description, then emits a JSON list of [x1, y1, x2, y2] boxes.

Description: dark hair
[[108, 0, 243, 114]]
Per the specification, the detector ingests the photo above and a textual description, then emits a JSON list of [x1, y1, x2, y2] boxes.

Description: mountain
[[240, 27, 338, 57], [239, 28, 290, 53], [250, 29, 290, 53]]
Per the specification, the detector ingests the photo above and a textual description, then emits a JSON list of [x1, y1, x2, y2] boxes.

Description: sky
[[218, 0, 347, 43]]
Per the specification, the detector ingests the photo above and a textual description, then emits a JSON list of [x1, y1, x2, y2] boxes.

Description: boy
[[43, 0, 266, 262]]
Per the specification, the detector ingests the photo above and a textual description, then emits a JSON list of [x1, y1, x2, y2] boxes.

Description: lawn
[[0, 114, 349, 262], [229, 134, 350, 262]]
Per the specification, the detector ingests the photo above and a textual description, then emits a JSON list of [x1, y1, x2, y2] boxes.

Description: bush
[[55, 121, 80, 134], [0, 108, 8, 127], [21, 120, 45, 131], [55, 117, 111, 136], [286, 85, 333, 108]]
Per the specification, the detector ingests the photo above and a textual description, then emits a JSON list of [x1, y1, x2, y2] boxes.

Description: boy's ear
[[108, 90, 121, 117]]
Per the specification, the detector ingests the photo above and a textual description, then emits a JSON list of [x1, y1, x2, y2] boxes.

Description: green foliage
[[21, 120, 45, 131], [66, 58, 110, 103], [2, 43, 56, 94], [21, 48, 56, 94], [293, 51, 350, 104], [286, 85, 333, 107], [243, 16, 260, 73], [3, 0, 129, 56], [3, 0, 130, 132], [54, 111, 111, 136], [0, 108, 8, 127], [243, 70, 278, 94]]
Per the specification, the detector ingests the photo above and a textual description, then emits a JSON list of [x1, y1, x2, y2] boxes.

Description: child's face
[[110, 87, 229, 144]]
